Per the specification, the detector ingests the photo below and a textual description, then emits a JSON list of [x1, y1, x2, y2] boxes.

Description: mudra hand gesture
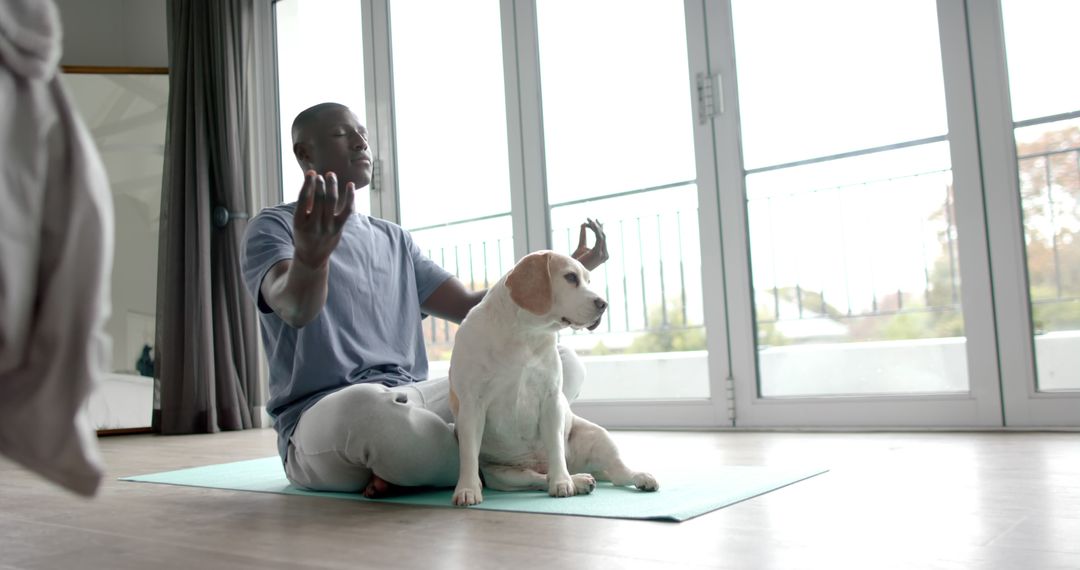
[[292, 170, 355, 270], [572, 218, 608, 271]]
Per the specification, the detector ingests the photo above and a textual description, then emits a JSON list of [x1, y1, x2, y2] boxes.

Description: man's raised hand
[[293, 170, 355, 270], [572, 218, 608, 271]]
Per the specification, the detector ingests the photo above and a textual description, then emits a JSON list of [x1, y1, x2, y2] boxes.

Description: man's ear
[[506, 251, 554, 316]]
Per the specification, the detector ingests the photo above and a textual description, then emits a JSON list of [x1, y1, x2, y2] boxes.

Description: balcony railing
[[408, 142, 1079, 359]]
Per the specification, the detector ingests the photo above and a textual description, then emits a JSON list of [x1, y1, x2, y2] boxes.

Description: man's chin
[[341, 169, 372, 190]]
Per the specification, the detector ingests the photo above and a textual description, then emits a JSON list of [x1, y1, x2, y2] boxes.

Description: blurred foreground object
[[0, 0, 114, 496]]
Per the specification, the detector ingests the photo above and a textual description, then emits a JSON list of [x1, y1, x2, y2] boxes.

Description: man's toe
[[363, 475, 394, 498]]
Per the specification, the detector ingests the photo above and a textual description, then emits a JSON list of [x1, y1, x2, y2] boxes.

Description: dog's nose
[[594, 298, 607, 311]]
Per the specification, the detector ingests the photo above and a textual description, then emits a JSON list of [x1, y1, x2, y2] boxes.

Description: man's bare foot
[[362, 475, 401, 498]]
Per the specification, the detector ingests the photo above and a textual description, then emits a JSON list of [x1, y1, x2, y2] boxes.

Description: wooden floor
[[2, 429, 1078, 569]]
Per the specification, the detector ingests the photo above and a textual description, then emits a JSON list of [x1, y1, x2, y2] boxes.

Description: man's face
[[296, 107, 373, 188]]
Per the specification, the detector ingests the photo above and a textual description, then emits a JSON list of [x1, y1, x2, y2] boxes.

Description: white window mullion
[[967, 0, 1042, 426], [935, 0, 1004, 426], [704, 0, 768, 427], [501, 0, 550, 260], [690, 0, 741, 427], [362, 0, 401, 223]]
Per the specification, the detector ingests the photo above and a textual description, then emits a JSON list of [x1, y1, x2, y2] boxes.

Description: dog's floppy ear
[[506, 251, 554, 316]]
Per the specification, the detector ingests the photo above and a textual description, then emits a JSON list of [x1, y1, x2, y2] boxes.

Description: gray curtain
[[154, 0, 260, 434]]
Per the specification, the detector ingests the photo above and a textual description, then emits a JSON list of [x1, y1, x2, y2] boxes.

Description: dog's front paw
[[572, 473, 596, 495], [633, 472, 659, 492], [549, 476, 577, 498], [453, 485, 484, 506]]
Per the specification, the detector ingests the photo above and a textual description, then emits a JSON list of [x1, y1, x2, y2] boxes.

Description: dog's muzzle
[[587, 299, 607, 331]]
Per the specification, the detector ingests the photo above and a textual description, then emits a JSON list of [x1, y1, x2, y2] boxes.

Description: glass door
[[977, 0, 1080, 425], [710, 0, 1003, 426], [1003, 0, 1080, 394], [532, 0, 720, 426], [275, 0, 368, 211], [273, 0, 1078, 429], [387, 0, 515, 370]]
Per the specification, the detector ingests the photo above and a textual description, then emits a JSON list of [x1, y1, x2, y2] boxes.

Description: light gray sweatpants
[[284, 345, 586, 492]]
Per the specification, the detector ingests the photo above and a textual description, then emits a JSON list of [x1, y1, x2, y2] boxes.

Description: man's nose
[[351, 134, 369, 150]]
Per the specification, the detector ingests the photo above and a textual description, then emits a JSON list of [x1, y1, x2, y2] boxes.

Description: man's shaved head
[[290, 102, 372, 188], [291, 102, 349, 145]]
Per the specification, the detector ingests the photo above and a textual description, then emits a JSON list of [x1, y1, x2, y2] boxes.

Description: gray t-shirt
[[241, 203, 452, 461]]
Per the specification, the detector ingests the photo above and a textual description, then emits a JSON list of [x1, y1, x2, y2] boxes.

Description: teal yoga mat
[[121, 457, 826, 522]]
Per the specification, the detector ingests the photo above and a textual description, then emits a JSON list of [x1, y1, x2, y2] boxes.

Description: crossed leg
[[285, 346, 587, 498], [285, 380, 459, 495]]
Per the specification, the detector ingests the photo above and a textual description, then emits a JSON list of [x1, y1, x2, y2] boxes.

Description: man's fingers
[[578, 222, 589, 249], [337, 181, 356, 221], [577, 218, 608, 268], [579, 218, 606, 245], [311, 174, 328, 224], [592, 218, 607, 253], [298, 170, 316, 216], [324, 172, 340, 219]]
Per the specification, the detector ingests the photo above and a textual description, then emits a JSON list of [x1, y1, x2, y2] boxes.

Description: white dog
[[449, 250, 659, 506]]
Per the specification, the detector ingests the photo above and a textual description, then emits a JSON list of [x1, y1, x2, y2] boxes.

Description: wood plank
[[2, 430, 1078, 569]]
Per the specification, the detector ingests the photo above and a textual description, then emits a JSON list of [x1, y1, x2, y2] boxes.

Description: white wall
[[53, 0, 168, 68]]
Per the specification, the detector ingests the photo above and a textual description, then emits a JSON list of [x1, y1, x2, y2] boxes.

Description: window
[[731, 0, 969, 397], [275, 0, 368, 212], [1002, 0, 1080, 392], [537, 0, 708, 400], [389, 0, 514, 365]]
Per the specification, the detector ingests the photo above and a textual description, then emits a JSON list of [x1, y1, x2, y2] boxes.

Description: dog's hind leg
[[481, 465, 545, 491], [483, 465, 548, 491], [482, 465, 597, 495], [567, 416, 659, 492]]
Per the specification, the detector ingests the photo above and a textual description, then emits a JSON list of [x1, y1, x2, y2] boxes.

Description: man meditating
[[241, 102, 607, 497]]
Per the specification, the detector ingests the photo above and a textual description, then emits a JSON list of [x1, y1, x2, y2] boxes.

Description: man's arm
[[260, 258, 330, 328], [260, 171, 354, 328], [421, 277, 486, 324], [419, 219, 608, 324]]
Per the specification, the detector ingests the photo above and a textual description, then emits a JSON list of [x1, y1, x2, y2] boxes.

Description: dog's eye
[[564, 272, 579, 286]]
